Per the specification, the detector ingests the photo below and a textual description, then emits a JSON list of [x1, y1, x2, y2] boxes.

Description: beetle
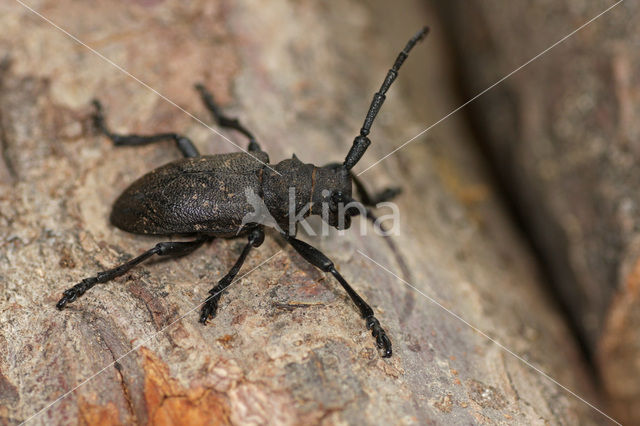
[[56, 27, 429, 358]]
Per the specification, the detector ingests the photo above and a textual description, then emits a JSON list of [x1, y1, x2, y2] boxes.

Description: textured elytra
[[111, 152, 269, 236]]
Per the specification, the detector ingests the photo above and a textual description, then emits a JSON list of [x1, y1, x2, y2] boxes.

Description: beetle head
[[311, 163, 354, 230]]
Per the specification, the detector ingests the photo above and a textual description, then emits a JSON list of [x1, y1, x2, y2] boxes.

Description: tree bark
[[435, 0, 640, 423], [0, 0, 603, 424]]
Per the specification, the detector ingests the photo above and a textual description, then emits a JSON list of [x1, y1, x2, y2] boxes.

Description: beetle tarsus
[[199, 297, 220, 324], [366, 315, 392, 358], [199, 282, 227, 323], [56, 275, 108, 309], [56, 279, 92, 309]]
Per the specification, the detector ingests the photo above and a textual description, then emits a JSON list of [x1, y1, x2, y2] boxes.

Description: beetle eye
[[330, 191, 344, 212]]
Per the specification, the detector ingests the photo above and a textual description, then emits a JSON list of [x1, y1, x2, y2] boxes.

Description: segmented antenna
[[343, 26, 429, 171]]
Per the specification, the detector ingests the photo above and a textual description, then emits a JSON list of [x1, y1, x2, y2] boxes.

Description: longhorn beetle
[[57, 27, 429, 357]]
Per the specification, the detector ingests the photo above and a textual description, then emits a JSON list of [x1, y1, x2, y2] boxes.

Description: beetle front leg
[[200, 227, 265, 324], [351, 172, 401, 207], [57, 236, 211, 309], [323, 162, 401, 207], [284, 235, 392, 358]]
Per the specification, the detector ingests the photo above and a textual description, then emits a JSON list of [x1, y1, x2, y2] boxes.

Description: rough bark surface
[[435, 0, 639, 423], [0, 0, 602, 424]]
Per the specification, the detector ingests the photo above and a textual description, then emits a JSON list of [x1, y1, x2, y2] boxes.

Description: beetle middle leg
[[284, 235, 392, 357], [56, 236, 211, 309], [92, 100, 200, 158], [194, 83, 263, 153], [200, 227, 265, 323]]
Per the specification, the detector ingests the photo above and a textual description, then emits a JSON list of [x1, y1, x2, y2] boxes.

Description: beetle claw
[[366, 315, 392, 358], [199, 298, 219, 324], [56, 296, 69, 310], [57, 279, 95, 310], [377, 333, 392, 358]]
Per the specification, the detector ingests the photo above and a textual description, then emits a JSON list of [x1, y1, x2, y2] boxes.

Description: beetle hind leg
[[194, 83, 263, 153], [200, 228, 265, 324], [57, 236, 210, 310], [91, 100, 200, 158]]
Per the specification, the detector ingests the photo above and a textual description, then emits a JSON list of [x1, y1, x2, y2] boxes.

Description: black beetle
[[56, 27, 429, 358]]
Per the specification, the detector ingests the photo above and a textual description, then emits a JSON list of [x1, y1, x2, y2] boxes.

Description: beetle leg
[[199, 227, 265, 324], [284, 235, 392, 358], [322, 162, 401, 206], [56, 236, 211, 310], [91, 100, 200, 158], [194, 83, 263, 153], [350, 172, 401, 207]]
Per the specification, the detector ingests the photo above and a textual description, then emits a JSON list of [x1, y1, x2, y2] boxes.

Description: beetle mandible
[[56, 27, 429, 358]]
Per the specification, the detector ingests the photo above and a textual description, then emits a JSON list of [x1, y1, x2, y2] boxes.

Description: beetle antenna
[[343, 26, 429, 171]]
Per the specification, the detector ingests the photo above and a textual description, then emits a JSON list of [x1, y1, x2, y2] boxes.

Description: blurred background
[[433, 2, 640, 423]]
